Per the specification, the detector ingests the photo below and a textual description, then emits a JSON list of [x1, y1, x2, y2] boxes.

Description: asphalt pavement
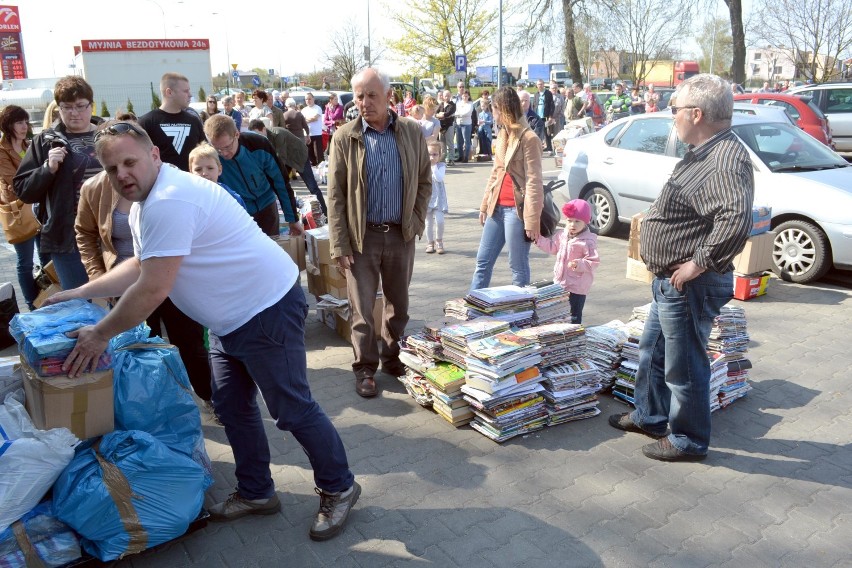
[[1, 158, 850, 567]]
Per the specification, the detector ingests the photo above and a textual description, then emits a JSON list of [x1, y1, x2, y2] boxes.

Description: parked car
[[787, 83, 852, 153], [654, 88, 676, 110], [558, 112, 852, 283], [734, 93, 833, 147], [469, 77, 484, 88], [733, 103, 798, 128]]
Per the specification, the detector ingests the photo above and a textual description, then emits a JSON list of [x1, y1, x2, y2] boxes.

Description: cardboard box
[[44, 261, 59, 285], [306, 262, 327, 298], [626, 257, 654, 284], [305, 226, 332, 266], [325, 296, 383, 344], [733, 271, 771, 301], [316, 307, 336, 330], [20, 358, 114, 440], [274, 233, 306, 272], [33, 283, 62, 309], [627, 212, 645, 261], [751, 206, 772, 236], [732, 231, 775, 275], [320, 263, 348, 299]]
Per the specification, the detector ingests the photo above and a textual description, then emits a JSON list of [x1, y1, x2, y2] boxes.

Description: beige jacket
[[75, 170, 120, 279], [327, 112, 432, 258], [480, 123, 544, 231], [0, 136, 26, 205]]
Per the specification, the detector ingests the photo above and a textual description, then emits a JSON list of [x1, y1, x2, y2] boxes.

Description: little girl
[[425, 140, 448, 254], [535, 199, 600, 324]]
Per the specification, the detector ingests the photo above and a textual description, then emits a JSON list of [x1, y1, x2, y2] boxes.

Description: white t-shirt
[[301, 104, 323, 136], [130, 165, 298, 335]]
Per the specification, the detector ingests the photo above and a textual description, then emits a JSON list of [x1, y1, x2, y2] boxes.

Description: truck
[[527, 63, 566, 84], [641, 60, 700, 88], [550, 69, 572, 86], [475, 66, 510, 86]]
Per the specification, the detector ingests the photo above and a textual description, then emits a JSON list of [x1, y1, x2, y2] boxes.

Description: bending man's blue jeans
[[50, 250, 89, 291], [470, 205, 531, 292], [630, 271, 733, 455], [208, 282, 353, 499], [299, 158, 327, 216], [455, 124, 472, 162]]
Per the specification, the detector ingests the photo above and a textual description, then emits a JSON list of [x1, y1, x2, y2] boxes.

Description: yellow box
[[20, 358, 114, 440], [305, 227, 332, 266], [626, 257, 654, 284], [732, 231, 775, 275]]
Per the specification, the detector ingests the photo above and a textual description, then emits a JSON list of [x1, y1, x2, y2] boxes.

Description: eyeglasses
[[59, 102, 91, 114], [212, 135, 238, 154], [207, 100, 217, 103], [428, 153, 440, 157], [670, 105, 698, 115], [93, 121, 146, 143]]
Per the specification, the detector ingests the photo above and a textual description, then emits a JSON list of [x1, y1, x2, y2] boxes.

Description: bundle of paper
[[462, 382, 548, 442], [439, 317, 510, 363], [431, 388, 474, 426], [525, 282, 573, 324], [544, 391, 601, 425], [401, 333, 442, 364], [463, 286, 536, 328], [517, 323, 586, 367], [423, 362, 467, 395], [584, 321, 629, 390], [443, 298, 475, 321], [398, 370, 433, 408]]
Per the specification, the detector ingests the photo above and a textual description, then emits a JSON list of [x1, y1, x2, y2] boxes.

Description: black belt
[[367, 222, 400, 232], [655, 270, 673, 279]]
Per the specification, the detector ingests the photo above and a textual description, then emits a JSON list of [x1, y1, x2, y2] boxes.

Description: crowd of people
[[0, 67, 753, 547]]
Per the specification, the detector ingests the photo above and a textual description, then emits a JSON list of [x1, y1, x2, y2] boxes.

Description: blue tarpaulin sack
[[52, 430, 206, 561], [109, 324, 213, 489], [0, 501, 81, 567]]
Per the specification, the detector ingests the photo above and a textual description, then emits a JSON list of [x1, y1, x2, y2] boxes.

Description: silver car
[[558, 112, 852, 283], [787, 83, 852, 153]]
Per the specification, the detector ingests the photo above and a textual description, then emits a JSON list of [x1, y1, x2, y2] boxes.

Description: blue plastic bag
[[9, 299, 112, 376], [0, 501, 81, 567], [109, 324, 213, 489], [52, 430, 205, 561]]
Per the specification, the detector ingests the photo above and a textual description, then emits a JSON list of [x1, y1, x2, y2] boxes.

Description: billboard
[[0, 5, 25, 79]]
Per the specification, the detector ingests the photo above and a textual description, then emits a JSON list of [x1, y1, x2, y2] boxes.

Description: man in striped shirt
[[609, 74, 754, 462], [327, 68, 432, 398]]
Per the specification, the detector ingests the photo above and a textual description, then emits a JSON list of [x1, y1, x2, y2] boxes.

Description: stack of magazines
[[461, 382, 548, 442], [423, 362, 473, 426], [524, 281, 572, 324], [612, 319, 644, 405], [516, 322, 585, 367], [463, 286, 536, 327], [584, 321, 629, 390], [541, 360, 602, 425], [439, 317, 510, 367], [463, 332, 543, 395]]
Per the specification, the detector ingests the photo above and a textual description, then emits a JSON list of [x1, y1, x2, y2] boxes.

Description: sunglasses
[[94, 121, 147, 143], [670, 105, 698, 115]]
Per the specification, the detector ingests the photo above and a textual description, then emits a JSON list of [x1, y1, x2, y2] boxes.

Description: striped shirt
[[640, 128, 754, 275], [362, 112, 404, 224]]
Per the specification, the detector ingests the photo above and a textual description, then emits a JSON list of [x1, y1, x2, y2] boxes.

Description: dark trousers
[[286, 159, 327, 216], [252, 202, 280, 237], [148, 297, 213, 401], [307, 135, 323, 166], [208, 282, 353, 498], [569, 293, 586, 324], [347, 225, 415, 379]]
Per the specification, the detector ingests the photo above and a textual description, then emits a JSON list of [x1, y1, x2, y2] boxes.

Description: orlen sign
[[81, 39, 210, 52], [0, 5, 21, 32]]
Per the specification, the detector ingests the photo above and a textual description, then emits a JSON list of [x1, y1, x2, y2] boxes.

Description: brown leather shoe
[[355, 377, 378, 398]]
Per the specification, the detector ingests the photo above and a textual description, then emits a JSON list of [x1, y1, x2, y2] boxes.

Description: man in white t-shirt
[[301, 93, 324, 166], [46, 121, 360, 542]]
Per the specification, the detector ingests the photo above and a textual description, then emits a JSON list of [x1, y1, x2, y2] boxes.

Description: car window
[[763, 99, 800, 121], [603, 122, 626, 145], [806, 100, 825, 119], [732, 122, 846, 171], [825, 88, 852, 113], [614, 118, 672, 155]]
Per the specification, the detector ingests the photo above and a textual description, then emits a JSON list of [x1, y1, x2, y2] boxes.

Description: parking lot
[[2, 160, 851, 567]]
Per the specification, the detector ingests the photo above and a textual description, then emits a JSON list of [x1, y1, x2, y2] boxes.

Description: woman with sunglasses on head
[[200, 96, 219, 124], [14, 76, 104, 290]]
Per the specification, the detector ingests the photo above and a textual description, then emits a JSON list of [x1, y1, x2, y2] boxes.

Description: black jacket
[[533, 89, 554, 119], [438, 101, 456, 132], [14, 116, 104, 254]]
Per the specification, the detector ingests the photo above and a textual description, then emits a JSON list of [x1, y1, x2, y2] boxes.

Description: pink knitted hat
[[562, 199, 591, 223]]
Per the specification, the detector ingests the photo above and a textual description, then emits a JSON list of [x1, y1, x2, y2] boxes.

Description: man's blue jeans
[[470, 205, 531, 292], [208, 282, 353, 499], [455, 124, 472, 162], [51, 250, 89, 291], [299, 158, 327, 216], [630, 272, 733, 455]]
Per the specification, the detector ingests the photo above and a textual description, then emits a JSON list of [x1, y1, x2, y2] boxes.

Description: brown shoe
[[642, 437, 707, 462], [355, 377, 377, 397], [608, 413, 666, 439]]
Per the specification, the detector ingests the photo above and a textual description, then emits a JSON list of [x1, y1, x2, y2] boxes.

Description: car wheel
[[584, 186, 619, 236], [771, 220, 831, 284]]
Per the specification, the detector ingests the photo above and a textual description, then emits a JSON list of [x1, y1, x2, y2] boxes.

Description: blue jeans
[[477, 124, 492, 155], [455, 123, 472, 161], [208, 282, 353, 499], [630, 272, 733, 455], [50, 250, 89, 291], [12, 236, 40, 310], [299, 158, 327, 216], [470, 205, 531, 292], [569, 293, 586, 324]]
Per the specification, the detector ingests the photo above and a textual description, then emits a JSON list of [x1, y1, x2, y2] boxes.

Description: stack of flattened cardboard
[[732, 215, 775, 300], [625, 212, 653, 284]]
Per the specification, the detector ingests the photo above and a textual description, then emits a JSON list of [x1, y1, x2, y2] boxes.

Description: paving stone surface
[[2, 158, 850, 567]]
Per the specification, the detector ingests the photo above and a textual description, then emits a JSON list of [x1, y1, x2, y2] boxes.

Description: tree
[[150, 82, 161, 111], [126, 99, 135, 115], [324, 22, 372, 88], [723, 0, 747, 84], [100, 100, 110, 118], [755, 0, 852, 82], [387, 0, 497, 78], [697, 16, 734, 76], [198, 86, 206, 102], [508, 0, 586, 85], [598, 0, 697, 85]]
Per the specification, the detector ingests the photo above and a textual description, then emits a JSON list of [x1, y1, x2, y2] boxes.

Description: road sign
[[268, 68, 275, 76], [231, 63, 238, 70], [232, 70, 239, 79], [252, 76, 261, 86], [455, 54, 467, 73]]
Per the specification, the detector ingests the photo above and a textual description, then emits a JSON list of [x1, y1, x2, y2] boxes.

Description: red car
[[734, 93, 833, 148]]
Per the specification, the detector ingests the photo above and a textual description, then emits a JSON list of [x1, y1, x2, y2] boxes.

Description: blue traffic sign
[[232, 70, 239, 79], [252, 76, 261, 86], [455, 54, 467, 72]]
